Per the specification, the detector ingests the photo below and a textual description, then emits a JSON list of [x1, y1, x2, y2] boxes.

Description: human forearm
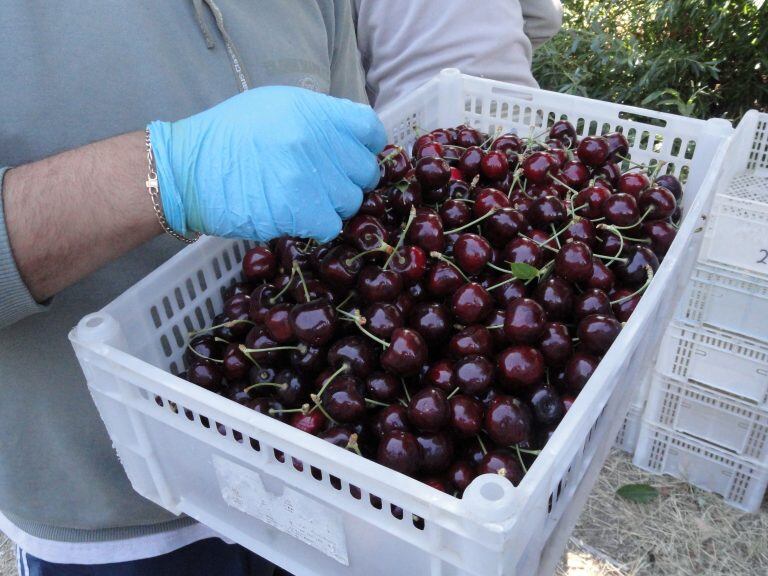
[[3, 131, 161, 301]]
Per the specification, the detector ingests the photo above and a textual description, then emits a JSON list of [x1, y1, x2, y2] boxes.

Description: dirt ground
[[2, 451, 766, 575]]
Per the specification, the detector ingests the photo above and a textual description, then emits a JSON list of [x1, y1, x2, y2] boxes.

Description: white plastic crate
[[615, 405, 643, 454], [70, 70, 732, 576], [644, 372, 768, 461], [633, 422, 768, 512], [676, 262, 768, 343], [700, 111, 768, 280], [656, 323, 768, 408]]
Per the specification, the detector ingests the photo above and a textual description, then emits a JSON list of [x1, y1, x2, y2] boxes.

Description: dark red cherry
[[559, 160, 591, 188], [654, 174, 683, 201], [615, 246, 659, 286], [378, 144, 411, 185], [453, 355, 494, 395], [223, 282, 253, 301], [576, 136, 609, 167], [528, 385, 565, 426], [456, 126, 483, 147], [643, 221, 677, 256], [451, 283, 493, 324], [497, 346, 545, 390], [415, 140, 444, 160], [343, 215, 389, 253], [289, 300, 336, 346], [485, 395, 532, 445], [549, 120, 577, 147], [483, 208, 527, 247], [391, 181, 422, 217], [389, 245, 427, 285], [540, 322, 573, 366], [439, 199, 472, 229], [555, 240, 593, 283], [426, 261, 464, 297], [319, 426, 354, 448], [492, 275, 527, 307], [603, 193, 639, 227], [264, 303, 294, 343], [408, 211, 445, 253], [595, 161, 621, 187], [273, 369, 310, 408], [596, 228, 624, 258], [429, 128, 454, 145], [328, 335, 375, 377], [223, 293, 253, 337], [458, 146, 484, 179], [408, 386, 450, 432], [187, 359, 223, 391], [585, 258, 615, 292], [574, 185, 611, 219], [365, 302, 403, 340], [504, 298, 546, 344], [357, 265, 403, 303], [638, 186, 676, 220], [522, 151, 557, 183], [563, 218, 597, 248], [416, 156, 451, 191], [360, 190, 387, 218], [486, 308, 509, 348], [289, 344, 325, 375], [577, 314, 622, 355], [454, 233, 492, 275], [611, 289, 641, 322], [377, 430, 421, 475], [319, 245, 362, 288], [365, 372, 400, 402], [248, 285, 279, 323], [185, 334, 223, 364], [242, 246, 276, 281], [449, 395, 484, 438], [448, 461, 477, 493], [618, 171, 650, 198], [573, 288, 612, 319], [477, 450, 524, 485], [530, 195, 567, 227], [424, 359, 454, 392], [243, 325, 282, 364], [504, 236, 543, 268], [415, 433, 454, 473], [565, 352, 599, 392], [473, 188, 511, 217], [449, 325, 493, 357], [604, 132, 629, 161], [480, 150, 509, 180], [380, 328, 427, 376], [492, 133, 523, 154], [409, 302, 451, 343], [290, 409, 326, 435], [321, 380, 366, 423], [373, 405, 411, 438]]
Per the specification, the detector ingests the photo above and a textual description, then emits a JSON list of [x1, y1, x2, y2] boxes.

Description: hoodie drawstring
[[191, 0, 251, 93]]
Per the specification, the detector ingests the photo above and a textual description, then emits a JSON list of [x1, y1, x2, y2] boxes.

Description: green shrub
[[532, 0, 767, 122]]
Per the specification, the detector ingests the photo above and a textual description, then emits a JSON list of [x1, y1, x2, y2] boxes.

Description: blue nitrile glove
[[148, 86, 386, 242]]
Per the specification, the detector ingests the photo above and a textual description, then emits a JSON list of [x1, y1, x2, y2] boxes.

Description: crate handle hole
[[480, 482, 505, 502], [85, 317, 104, 328]]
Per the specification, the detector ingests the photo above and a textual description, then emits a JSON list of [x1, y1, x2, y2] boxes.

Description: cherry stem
[[444, 208, 497, 235], [550, 224, 562, 249], [269, 403, 309, 416], [616, 155, 649, 170], [532, 260, 554, 284], [596, 224, 625, 264], [487, 323, 504, 330], [430, 252, 469, 282], [650, 160, 667, 180], [447, 387, 460, 400], [365, 398, 390, 407], [507, 170, 523, 199], [269, 266, 296, 304], [402, 379, 411, 403], [311, 363, 350, 413], [487, 274, 523, 291], [346, 433, 362, 456], [335, 292, 356, 312], [608, 206, 655, 230], [480, 127, 502, 150], [610, 265, 654, 305], [339, 308, 390, 348], [243, 382, 285, 395], [549, 175, 578, 196], [594, 253, 628, 264], [346, 244, 393, 266], [309, 394, 337, 424], [514, 445, 528, 474], [384, 206, 417, 270], [186, 343, 223, 364], [519, 233, 559, 254], [476, 434, 488, 455], [189, 318, 254, 337], [377, 149, 400, 166], [238, 344, 301, 365], [293, 262, 311, 303]]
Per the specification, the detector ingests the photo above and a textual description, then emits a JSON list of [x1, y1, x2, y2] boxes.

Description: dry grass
[[1, 452, 766, 575]]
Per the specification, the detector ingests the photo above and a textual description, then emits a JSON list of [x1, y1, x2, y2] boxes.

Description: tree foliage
[[532, 0, 767, 122]]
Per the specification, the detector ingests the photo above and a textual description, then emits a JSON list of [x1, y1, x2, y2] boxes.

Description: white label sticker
[[213, 455, 349, 565]]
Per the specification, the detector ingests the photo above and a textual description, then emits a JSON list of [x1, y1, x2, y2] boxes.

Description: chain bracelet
[[145, 128, 200, 244]]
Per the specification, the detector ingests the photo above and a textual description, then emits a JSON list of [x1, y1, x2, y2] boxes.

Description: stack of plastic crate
[[634, 111, 768, 512]]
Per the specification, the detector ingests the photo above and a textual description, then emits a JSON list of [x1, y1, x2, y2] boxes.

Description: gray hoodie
[[0, 0, 366, 543]]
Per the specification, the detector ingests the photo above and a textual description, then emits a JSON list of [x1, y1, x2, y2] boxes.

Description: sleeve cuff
[[0, 167, 50, 329]]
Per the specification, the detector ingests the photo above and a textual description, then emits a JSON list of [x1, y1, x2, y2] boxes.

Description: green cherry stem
[[186, 343, 223, 364], [346, 243, 393, 266], [365, 398, 390, 407], [384, 205, 417, 270], [312, 363, 351, 407], [430, 252, 469, 282], [447, 387, 461, 400], [514, 445, 528, 474], [443, 208, 498, 235], [476, 434, 488, 455], [550, 224, 562, 249], [189, 318, 254, 337], [243, 382, 285, 395], [294, 262, 311, 303], [309, 393, 337, 424], [610, 266, 655, 305], [402, 379, 411, 403], [269, 265, 297, 304], [346, 433, 363, 456], [339, 308, 390, 348]]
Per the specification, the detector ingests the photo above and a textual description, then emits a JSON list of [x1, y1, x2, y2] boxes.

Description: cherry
[[547, 147, 568, 169], [504, 236, 543, 267], [484, 395, 532, 446], [380, 328, 427, 375], [563, 218, 596, 248], [448, 461, 476, 493], [415, 156, 451, 191], [596, 228, 624, 257], [454, 233, 492, 275], [603, 193, 640, 227], [364, 302, 403, 339], [377, 430, 421, 475], [615, 246, 659, 286], [449, 395, 484, 438], [424, 359, 454, 392], [585, 259, 615, 292], [242, 246, 276, 281], [486, 308, 508, 348], [618, 171, 650, 198], [492, 133, 524, 155], [638, 186, 676, 220], [223, 282, 253, 301], [289, 300, 336, 346], [328, 336, 375, 377], [576, 136, 609, 167], [360, 191, 387, 218], [477, 450, 523, 484], [291, 277, 333, 304], [343, 215, 389, 253], [409, 302, 452, 343], [429, 128, 454, 145], [274, 368, 310, 407], [575, 185, 611, 219], [473, 188, 511, 217], [577, 314, 621, 355], [408, 386, 450, 432], [456, 126, 482, 148], [497, 345, 544, 390], [222, 343, 251, 381], [457, 146, 484, 179], [416, 433, 454, 473], [426, 261, 464, 297], [389, 245, 427, 285], [187, 359, 223, 391], [319, 245, 362, 288], [492, 275, 527, 307], [185, 334, 223, 364], [483, 208, 527, 247], [595, 161, 621, 187], [391, 181, 422, 217], [223, 293, 253, 337], [321, 380, 366, 423], [264, 303, 294, 343], [274, 236, 310, 271], [555, 240, 593, 283], [605, 132, 629, 161], [453, 355, 494, 395], [549, 120, 577, 146], [378, 144, 411, 184], [365, 372, 400, 402], [643, 220, 677, 256], [528, 385, 565, 426], [509, 193, 533, 218], [611, 289, 641, 322], [319, 426, 354, 448], [249, 284, 280, 323], [559, 160, 591, 188], [449, 325, 493, 357], [480, 150, 509, 180], [530, 195, 567, 227], [573, 288, 612, 319], [290, 409, 326, 435], [655, 174, 683, 201], [451, 282, 493, 324], [373, 405, 410, 438], [522, 151, 557, 183], [415, 140, 444, 161], [249, 365, 277, 387], [356, 265, 403, 303], [504, 298, 546, 344], [408, 211, 445, 253], [440, 199, 472, 229], [565, 352, 599, 392], [540, 322, 573, 366], [243, 325, 283, 364], [289, 344, 325, 375]]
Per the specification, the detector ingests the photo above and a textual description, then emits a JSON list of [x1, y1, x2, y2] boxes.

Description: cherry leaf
[[507, 262, 540, 281], [616, 483, 659, 503]]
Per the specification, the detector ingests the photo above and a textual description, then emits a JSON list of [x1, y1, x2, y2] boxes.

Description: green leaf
[[507, 262, 540, 281], [616, 483, 659, 503]]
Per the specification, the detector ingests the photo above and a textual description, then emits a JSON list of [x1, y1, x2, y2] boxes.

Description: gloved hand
[[148, 86, 386, 242]]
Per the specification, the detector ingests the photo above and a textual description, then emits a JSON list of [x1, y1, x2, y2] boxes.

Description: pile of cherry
[[181, 120, 682, 497]]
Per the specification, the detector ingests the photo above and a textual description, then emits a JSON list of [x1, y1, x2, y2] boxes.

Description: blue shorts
[[16, 538, 283, 576]]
